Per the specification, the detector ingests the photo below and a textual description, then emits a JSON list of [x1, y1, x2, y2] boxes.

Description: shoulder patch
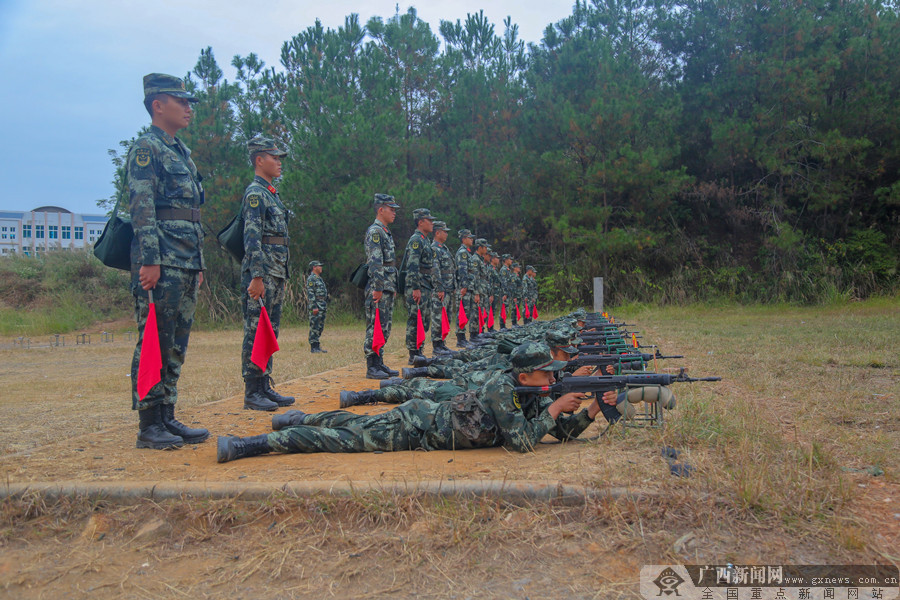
[[247, 194, 261, 208], [512, 391, 521, 410], [372, 232, 380, 243], [134, 148, 151, 168], [412, 241, 419, 249]]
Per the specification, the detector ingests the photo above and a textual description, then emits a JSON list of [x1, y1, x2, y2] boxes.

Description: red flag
[[251, 305, 280, 371], [501, 303, 507, 321], [416, 308, 426, 349], [632, 333, 639, 348], [524, 304, 530, 319], [515, 304, 521, 320], [533, 305, 539, 320], [457, 299, 468, 328], [136, 300, 162, 400], [478, 307, 484, 333], [372, 305, 386, 355], [488, 305, 494, 329], [441, 306, 450, 340]]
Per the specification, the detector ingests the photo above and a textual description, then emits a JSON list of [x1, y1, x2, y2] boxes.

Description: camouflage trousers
[[374, 378, 467, 404], [430, 290, 453, 343], [130, 266, 199, 410], [364, 291, 394, 357], [405, 288, 432, 352], [241, 272, 285, 379], [511, 302, 520, 326], [267, 398, 448, 453], [308, 306, 327, 345]]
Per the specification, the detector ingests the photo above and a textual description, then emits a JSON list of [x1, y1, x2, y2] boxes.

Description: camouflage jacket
[[499, 265, 514, 300], [127, 125, 204, 270], [432, 240, 456, 294], [365, 219, 397, 293], [489, 264, 502, 299], [524, 275, 538, 304], [241, 176, 290, 280], [402, 230, 434, 291], [424, 370, 595, 452], [455, 245, 473, 291], [306, 273, 328, 311], [473, 255, 489, 297]]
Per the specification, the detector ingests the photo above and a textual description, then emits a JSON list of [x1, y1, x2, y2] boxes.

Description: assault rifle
[[567, 351, 684, 369], [514, 369, 721, 396]]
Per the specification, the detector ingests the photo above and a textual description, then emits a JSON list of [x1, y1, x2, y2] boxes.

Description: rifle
[[515, 369, 721, 396], [567, 352, 684, 368]]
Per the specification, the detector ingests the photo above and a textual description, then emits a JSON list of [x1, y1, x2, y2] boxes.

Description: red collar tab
[[267, 184, 277, 195]]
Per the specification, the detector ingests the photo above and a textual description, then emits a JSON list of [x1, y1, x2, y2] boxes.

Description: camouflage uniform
[[402, 209, 435, 354], [499, 257, 513, 328], [306, 262, 328, 347], [522, 267, 538, 323], [128, 121, 204, 411], [454, 233, 475, 338], [241, 173, 290, 379], [364, 198, 399, 357], [430, 222, 456, 343], [266, 346, 595, 454], [472, 240, 490, 336], [488, 257, 502, 331]]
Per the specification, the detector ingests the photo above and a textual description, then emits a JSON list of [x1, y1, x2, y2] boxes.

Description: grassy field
[[0, 299, 897, 598]]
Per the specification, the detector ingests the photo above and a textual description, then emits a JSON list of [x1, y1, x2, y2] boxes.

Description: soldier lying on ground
[[216, 342, 618, 462]]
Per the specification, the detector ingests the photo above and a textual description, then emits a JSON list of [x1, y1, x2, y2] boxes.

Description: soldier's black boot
[[271, 410, 307, 431], [376, 354, 399, 377], [379, 377, 404, 388], [136, 406, 184, 450], [244, 377, 279, 411], [263, 376, 295, 407], [217, 434, 271, 463], [160, 404, 209, 444], [401, 367, 430, 379], [339, 389, 379, 408], [432, 341, 450, 357], [366, 355, 389, 380], [413, 354, 435, 367], [456, 332, 468, 348], [408, 350, 425, 365], [311, 342, 327, 354]]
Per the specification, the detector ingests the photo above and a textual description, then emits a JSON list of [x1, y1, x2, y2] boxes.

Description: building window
[[9, 227, 14, 233], [74, 227, 83, 240], [23, 248, 30, 256], [1, 227, 6, 231], [62, 226, 71, 239], [23, 224, 31, 238], [35, 225, 44, 239], [1, 234, 6, 239], [9, 234, 14, 240], [49, 226, 58, 239]]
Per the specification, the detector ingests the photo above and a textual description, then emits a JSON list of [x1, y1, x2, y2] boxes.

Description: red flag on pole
[[416, 307, 426, 350], [478, 307, 484, 333], [440, 306, 450, 340], [488, 305, 494, 329], [458, 299, 468, 328], [372, 304, 386, 355], [524, 304, 530, 319], [515, 304, 521, 320], [533, 305, 539, 320], [500, 303, 507, 322], [136, 291, 162, 401], [251, 302, 280, 371]]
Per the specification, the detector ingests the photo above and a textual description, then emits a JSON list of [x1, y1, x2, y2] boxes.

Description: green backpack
[[217, 209, 245, 262]]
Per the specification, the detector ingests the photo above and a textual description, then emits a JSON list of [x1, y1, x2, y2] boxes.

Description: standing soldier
[[240, 136, 295, 411], [430, 221, 456, 355], [128, 73, 209, 449], [472, 239, 490, 338], [306, 261, 328, 353], [499, 254, 513, 329], [522, 265, 537, 324], [511, 261, 522, 326], [454, 229, 475, 348], [401, 208, 436, 364], [364, 194, 401, 379], [488, 252, 502, 332], [527, 266, 539, 319]]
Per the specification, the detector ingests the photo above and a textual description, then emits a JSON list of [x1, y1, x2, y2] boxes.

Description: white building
[[0, 206, 109, 257]]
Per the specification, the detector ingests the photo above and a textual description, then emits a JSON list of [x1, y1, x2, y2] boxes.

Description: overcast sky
[[0, 0, 576, 215]]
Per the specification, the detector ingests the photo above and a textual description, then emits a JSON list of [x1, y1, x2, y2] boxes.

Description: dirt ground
[[0, 306, 897, 599]]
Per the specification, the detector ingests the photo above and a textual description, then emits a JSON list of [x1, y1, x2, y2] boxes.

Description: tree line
[[105, 0, 900, 318]]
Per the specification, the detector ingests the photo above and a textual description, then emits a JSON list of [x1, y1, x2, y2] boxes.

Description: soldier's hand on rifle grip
[[548, 392, 587, 417]]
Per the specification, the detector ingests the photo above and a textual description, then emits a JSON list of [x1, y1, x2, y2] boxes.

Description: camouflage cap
[[570, 307, 588, 320], [308, 260, 323, 271], [458, 229, 474, 239], [374, 193, 400, 209], [143, 73, 198, 102], [490, 251, 500, 259], [248, 135, 287, 158], [525, 265, 536, 272], [512, 261, 521, 269], [545, 328, 582, 355], [412, 208, 435, 222], [501, 254, 511, 261], [474, 238, 488, 249], [511, 342, 569, 373], [432, 220, 450, 232]]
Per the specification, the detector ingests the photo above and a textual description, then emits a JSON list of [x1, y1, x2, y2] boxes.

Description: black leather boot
[[136, 406, 184, 450], [244, 377, 278, 411], [379, 377, 404, 388], [311, 342, 327, 353], [413, 354, 435, 367], [160, 404, 209, 444], [408, 350, 426, 365], [262, 376, 295, 407], [271, 410, 307, 431], [216, 434, 271, 463], [376, 354, 399, 377], [456, 333, 468, 348], [339, 389, 379, 408], [401, 367, 430, 379], [366, 355, 389, 379]]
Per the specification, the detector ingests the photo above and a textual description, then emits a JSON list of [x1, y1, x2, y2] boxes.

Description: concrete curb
[[1, 480, 651, 506]]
